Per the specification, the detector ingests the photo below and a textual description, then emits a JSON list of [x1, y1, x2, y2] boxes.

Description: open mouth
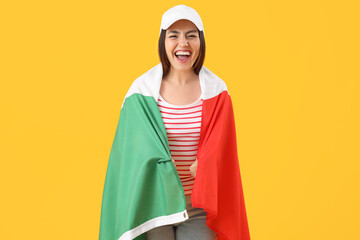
[[174, 50, 191, 63]]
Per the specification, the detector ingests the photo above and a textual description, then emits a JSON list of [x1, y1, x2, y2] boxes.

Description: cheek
[[192, 41, 201, 53], [193, 45, 201, 57], [165, 49, 173, 59], [165, 41, 174, 56]]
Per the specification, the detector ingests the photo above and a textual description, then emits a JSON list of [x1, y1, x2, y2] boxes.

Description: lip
[[174, 50, 192, 54], [174, 50, 192, 64], [174, 53, 191, 63]]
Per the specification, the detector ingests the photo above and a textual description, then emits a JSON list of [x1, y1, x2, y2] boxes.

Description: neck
[[164, 67, 198, 85]]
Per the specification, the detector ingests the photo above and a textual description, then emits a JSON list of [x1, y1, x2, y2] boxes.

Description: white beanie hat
[[159, 5, 204, 36]]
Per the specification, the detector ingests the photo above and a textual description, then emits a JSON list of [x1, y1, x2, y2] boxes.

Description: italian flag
[[99, 63, 250, 240]]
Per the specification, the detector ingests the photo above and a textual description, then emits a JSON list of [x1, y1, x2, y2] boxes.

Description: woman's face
[[165, 19, 200, 73]]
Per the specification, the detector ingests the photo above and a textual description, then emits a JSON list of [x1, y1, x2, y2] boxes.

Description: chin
[[170, 61, 195, 70]]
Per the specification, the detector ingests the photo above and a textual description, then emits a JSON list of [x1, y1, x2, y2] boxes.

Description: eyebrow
[[167, 30, 198, 35]]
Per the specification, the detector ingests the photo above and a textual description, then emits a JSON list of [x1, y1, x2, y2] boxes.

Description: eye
[[188, 35, 197, 38], [169, 35, 177, 38]]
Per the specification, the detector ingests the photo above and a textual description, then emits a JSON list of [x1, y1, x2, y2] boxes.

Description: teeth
[[175, 51, 191, 56]]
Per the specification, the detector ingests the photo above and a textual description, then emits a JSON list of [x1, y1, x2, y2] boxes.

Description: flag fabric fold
[[99, 63, 250, 240]]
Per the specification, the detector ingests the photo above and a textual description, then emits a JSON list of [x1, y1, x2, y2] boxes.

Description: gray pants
[[146, 194, 218, 240]]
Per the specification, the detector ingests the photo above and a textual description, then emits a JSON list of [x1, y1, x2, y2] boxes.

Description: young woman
[[99, 4, 250, 240], [145, 5, 217, 240]]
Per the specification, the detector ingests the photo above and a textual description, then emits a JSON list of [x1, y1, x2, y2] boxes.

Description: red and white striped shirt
[[157, 94, 203, 196]]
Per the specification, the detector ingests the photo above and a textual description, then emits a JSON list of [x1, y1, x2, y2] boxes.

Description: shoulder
[[200, 66, 230, 97], [128, 63, 162, 94], [121, 64, 162, 108]]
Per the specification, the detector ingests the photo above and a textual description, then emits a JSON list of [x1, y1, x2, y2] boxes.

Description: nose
[[178, 35, 189, 46]]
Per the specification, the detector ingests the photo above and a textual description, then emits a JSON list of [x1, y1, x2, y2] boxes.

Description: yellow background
[[1, 0, 359, 239]]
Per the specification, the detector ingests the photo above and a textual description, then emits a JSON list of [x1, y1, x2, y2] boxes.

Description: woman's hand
[[189, 158, 198, 178]]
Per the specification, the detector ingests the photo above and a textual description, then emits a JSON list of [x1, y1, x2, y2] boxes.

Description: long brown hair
[[158, 29, 206, 78]]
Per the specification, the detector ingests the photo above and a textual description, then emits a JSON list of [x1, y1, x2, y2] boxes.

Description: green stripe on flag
[[99, 93, 187, 240]]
